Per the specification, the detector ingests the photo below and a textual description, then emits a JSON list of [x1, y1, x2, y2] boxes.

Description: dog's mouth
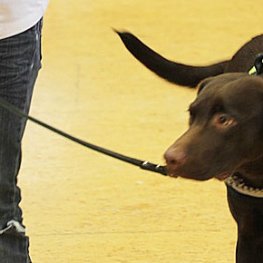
[[214, 172, 231, 181]]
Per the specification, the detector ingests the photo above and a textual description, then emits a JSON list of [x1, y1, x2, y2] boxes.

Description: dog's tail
[[116, 31, 229, 87]]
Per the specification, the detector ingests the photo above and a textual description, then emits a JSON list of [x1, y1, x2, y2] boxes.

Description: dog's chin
[[167, 169, 212, 181], [167, 168, 232, 181]]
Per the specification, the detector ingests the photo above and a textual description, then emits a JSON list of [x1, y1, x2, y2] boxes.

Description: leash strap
[[4, 51, 260, 177], [0, 97, 167, 176]]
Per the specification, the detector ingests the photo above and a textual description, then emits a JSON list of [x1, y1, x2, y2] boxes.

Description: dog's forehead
[[199, 74, 263, 96], [193, 74, 263, 112], [197, 73, 248, 95]]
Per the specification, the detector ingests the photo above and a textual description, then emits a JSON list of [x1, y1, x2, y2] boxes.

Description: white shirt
[[0, 0, 49, 39]]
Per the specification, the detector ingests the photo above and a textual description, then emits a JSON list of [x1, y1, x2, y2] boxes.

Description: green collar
[[249, 53, 263, 75], [249, 66, 257, 75]]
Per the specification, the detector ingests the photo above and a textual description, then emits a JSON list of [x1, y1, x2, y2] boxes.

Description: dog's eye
[[218, 115, 228, 124], [213, 113, 237, 128]]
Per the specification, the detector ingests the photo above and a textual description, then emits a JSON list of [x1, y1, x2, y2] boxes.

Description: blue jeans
[[0, 19, 42, 262]]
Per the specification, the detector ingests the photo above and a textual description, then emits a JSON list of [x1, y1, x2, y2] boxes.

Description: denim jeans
[[0, 19, 42, 262]]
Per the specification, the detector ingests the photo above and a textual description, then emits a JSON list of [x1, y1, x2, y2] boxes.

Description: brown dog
[[117, 31, 263, 263]]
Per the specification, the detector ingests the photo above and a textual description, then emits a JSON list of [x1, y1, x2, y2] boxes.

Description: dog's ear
[[197, 78, 213, 95]]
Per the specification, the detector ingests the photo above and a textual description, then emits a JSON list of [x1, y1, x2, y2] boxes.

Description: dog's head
[[164, 73, 263, 181]]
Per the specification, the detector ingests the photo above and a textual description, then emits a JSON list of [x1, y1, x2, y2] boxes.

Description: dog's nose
[[164, 148, 187, 171]]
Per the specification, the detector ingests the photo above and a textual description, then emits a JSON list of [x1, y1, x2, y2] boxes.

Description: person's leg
[[0, 19, 42, 262]]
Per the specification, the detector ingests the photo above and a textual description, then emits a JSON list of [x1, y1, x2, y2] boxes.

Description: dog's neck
[[235, 157, 263, 188]]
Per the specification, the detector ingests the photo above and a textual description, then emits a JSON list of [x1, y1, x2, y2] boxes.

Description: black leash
[[0, 97, 167, 176], [2, 54, 263, 177]]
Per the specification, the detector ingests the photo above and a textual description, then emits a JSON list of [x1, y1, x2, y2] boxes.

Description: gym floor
[[19, 1, 262, 262]]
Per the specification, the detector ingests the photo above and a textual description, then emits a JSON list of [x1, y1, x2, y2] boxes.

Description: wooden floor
[[19, 0, 263, 262]]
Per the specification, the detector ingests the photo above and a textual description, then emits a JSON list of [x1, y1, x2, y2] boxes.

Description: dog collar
[[249, 66, 257, 75], [225, 174, 263, 198], [249, 53, 263, 75]]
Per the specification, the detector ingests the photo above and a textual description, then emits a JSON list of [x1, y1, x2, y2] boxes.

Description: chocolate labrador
[[116, 31, 263, 263]]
